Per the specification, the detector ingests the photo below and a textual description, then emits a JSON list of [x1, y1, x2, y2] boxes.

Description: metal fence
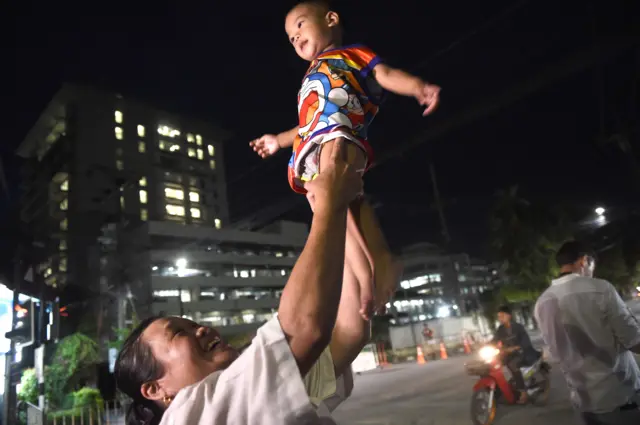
[[40, 401, 125, 425]]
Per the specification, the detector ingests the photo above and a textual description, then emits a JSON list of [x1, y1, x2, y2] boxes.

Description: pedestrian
[[535, 241, 640, 424], [114, 141, 379, 424]]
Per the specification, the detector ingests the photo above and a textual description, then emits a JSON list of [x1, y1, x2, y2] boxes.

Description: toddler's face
[[285, 4, 336, 61]]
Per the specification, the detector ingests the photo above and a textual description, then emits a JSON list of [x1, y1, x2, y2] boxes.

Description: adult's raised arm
[[278, 140, 364, 376]]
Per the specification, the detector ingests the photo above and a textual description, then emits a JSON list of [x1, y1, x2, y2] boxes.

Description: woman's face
[[141, 316, 239, 400]]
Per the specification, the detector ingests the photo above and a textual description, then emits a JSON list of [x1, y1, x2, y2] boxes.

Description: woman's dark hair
[[114, 316, 165, 425]]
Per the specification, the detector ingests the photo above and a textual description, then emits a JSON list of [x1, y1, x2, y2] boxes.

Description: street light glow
[[176, 258, 188, 269], [595, 207, 605, 216]]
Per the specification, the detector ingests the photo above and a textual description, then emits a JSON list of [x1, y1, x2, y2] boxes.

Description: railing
[[47, 401, 125, 425]]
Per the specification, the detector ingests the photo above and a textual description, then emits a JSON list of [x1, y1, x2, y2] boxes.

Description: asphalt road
[[333, 299, 640, 425]]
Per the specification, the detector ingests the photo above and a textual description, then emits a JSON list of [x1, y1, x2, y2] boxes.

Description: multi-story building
[[17, 83, 230, 295], [389, 242, 497, 323], [109, 219, 307, 336]]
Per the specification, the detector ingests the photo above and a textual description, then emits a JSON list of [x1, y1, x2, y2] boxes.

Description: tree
[[17, 369, 38, 404], [17, 333, 102, 410], [489, 186, 568, 291]]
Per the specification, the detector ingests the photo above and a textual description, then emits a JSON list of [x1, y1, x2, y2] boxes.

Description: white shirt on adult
[[159, 316, 353, 425], [535, 273, 640, 413]]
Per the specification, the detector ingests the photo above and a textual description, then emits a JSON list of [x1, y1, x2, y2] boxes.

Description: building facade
[[388, 242, 497, 324], [110, 220, 307, 336], [17, 84, 231, 296]]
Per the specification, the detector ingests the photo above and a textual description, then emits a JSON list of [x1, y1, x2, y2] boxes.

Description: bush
[[17, 369, 37, 405], [72, 387, 104, 410]]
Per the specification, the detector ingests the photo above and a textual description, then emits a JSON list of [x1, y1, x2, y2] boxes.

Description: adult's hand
[[304, 140, 363, 216]]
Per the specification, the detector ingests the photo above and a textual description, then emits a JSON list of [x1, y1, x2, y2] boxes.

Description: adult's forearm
[[279, 208, 348, 375]]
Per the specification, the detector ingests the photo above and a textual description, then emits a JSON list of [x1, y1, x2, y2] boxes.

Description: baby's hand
[[415, 82, 441, 116], [250, 134, 281, 158]]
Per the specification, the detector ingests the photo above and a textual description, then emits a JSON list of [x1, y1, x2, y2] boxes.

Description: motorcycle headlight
[[478, 346, 500, 363]]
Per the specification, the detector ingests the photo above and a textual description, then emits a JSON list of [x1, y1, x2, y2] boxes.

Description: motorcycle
[[465, 345, 551, 425]]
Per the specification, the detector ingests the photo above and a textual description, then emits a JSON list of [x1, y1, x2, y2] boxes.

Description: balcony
[[150, 250, 297, 267], [151, 275, 288, 290], [151, 297, 279, 315]]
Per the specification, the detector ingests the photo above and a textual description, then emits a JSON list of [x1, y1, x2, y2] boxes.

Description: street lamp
[[176, 258, 188, 269], [595, 207, 605, 216]]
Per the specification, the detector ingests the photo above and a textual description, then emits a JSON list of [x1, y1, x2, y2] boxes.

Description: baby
[[251, 0, 440, 319]]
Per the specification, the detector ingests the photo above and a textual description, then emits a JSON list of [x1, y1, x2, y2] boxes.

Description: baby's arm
[[276, 126, 299, 149], [372, 64, 440, 115], [250, 125, 299, 158]]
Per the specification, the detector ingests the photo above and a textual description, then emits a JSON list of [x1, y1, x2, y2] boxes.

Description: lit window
[[187, 133, 195, 143], [157, 125, 181, 138], [190, 207, 201, 219], [139, 190, 148, 204], [209, 160, 216, 170], [197, 149, 204, 160], [116, 160, 124, 171], [138, 141, 146, 153], [60, 198, 68, 211], [59, 257, 67, 272], [189, 191, 200, 203], [137, 125, 146, 137], [141, 209, 148, 221], [139, 177, 147, 187], [60, 219, 68, 231], [60, 180, 69, 192], [196, 134, 203, 146], [208, 145, 215, 156], [115, 127, 123, 140], [214, 218, 222, 229], [120, 196, 125, 209], [166, 204, 185, 216], [159, 140, 180, 152], [59, 240, 67, 251], [115, 110, 123, 124], [165, 187, 184, 200], [44, 268, 52, 278], [188, 148, 196, 158]]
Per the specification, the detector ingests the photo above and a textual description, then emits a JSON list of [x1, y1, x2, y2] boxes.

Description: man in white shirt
[[535, 241, 640, 425]]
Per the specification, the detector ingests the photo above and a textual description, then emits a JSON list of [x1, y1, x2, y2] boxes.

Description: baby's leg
[[318, 138, 401, 316], [314, 139, 374, 319], [349, 199, 403, 313]]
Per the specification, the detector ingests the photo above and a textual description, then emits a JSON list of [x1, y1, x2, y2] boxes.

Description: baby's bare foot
[[374, 256, 403, 314]]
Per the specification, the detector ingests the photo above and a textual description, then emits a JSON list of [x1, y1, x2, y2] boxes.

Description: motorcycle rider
[[491, 305, 539, 404]]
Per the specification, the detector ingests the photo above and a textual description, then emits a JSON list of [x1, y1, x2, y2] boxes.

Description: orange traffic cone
[[464, 338, 472, 354], [440, 342, 448, 360], [416, 345, 426, 364]]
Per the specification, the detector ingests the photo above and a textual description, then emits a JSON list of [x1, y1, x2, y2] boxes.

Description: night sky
[[9, 0, 637, 258]]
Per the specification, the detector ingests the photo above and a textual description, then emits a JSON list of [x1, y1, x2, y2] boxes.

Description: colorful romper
[[288, 44, 385, 194]]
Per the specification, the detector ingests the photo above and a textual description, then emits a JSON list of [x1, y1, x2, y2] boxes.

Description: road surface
[[333, 356, 574, 425], [333, 299, 640, 425]]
